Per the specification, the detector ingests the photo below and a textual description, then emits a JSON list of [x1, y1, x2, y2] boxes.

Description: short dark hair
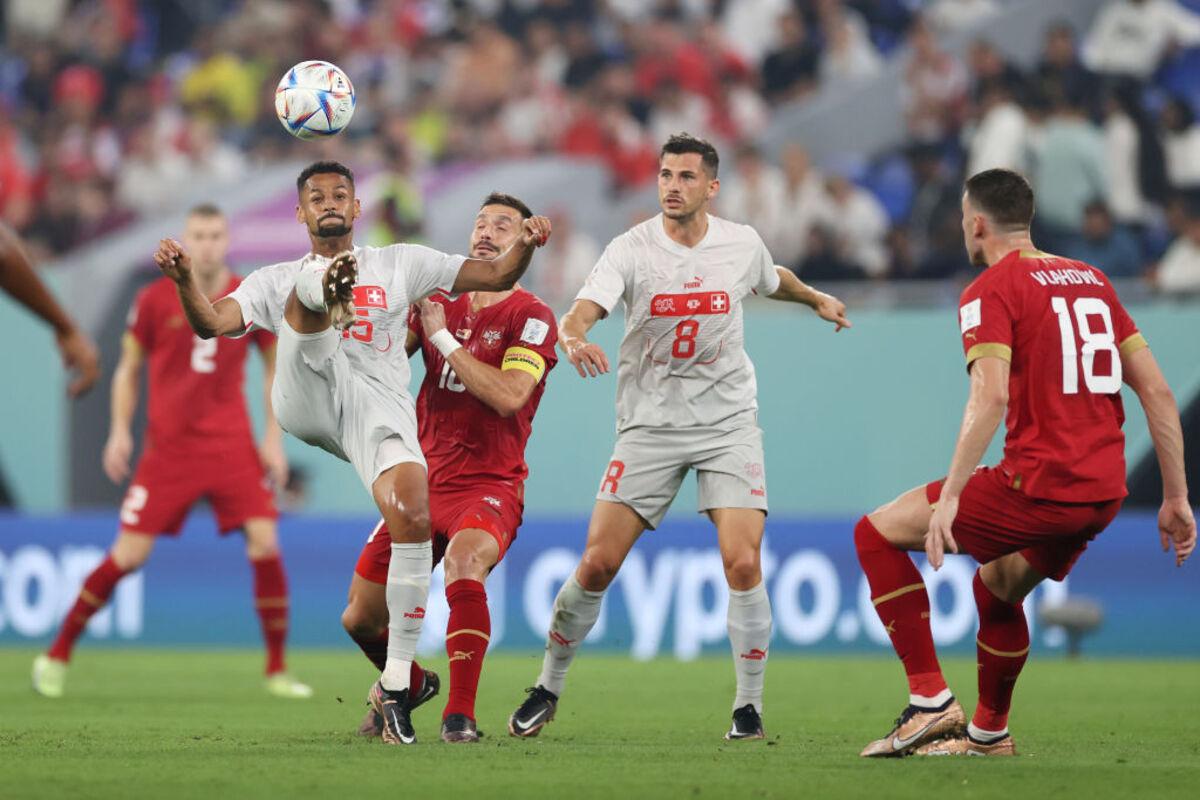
[[481, 192, 532, 219], [187, 203, 224, 218], [660, 132, 720, 177], [296, 160, 355, 193], [964, 168, 1035, 229]]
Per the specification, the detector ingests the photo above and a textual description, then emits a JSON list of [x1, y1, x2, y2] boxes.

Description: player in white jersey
[[508, 134, 851, 741], [152, 161, 551, 745]]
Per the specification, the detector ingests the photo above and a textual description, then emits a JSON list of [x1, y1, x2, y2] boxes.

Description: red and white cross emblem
[[711, 293, 728, 312]]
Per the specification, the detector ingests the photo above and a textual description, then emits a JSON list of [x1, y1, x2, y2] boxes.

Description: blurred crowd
[[2, 0, 1200, 299]]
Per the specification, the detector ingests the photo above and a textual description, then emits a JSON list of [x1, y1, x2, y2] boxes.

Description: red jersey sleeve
[[127, 286, 157, 350], [252, 327, 276, 352], [958, 271, 1017, 369], [1106, 285, 1148, 358], [501, 303, 558, 383]]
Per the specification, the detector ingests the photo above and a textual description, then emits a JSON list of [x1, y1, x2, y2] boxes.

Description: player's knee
[[854, 515, 890, 555], [341, 601, 385, 638], [383, 507, 431, 543], [443, 548, 487, 584], [722, 551, 761, 590], [577, 549, 619, 591]]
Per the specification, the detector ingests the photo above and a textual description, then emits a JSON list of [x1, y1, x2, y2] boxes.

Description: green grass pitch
[[2, 649, 1198, 799]]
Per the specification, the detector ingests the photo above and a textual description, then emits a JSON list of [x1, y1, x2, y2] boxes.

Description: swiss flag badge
[[354, 285, 388, 309]]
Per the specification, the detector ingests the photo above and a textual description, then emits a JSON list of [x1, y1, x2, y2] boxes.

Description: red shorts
[[354, 483, 524, 585], [926, 466, 1122, 581], [120, 445, 277, 535]]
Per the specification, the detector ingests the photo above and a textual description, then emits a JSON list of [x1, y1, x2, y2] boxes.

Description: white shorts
[[595, 424, 768, 530], [271, 320, 424, 490]]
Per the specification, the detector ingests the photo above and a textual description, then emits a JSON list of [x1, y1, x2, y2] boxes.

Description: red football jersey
[[412, 289, 558, 489], [128, 275, 274, 455], [958, 249, 1146, 502]]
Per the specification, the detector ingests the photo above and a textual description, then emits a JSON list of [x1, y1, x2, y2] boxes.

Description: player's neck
[[196, 266, 230, 297], [310, 236, 354, 259], [661, 210, 709, 249], [983, 234, 1035, 267], [470, 286, 518, 311]]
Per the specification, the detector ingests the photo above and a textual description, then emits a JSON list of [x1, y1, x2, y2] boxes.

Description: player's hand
[[925, 494, 961, 570], [102, 428, 134, 484], [1158, 496, 1196, 567], [417, 298, 448, 337], [56, 325, 100, 397], [153, 239, 193, 284], [259, 437, 290, 490], [813, 291, 851, 332], [563, 336, 609, 378], [521, 216, 552, 248]]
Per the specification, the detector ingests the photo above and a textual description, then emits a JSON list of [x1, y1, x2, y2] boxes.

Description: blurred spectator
[[903, 144, 967, 279], [1083, 0, 1200, 80], [1161, 97, 1200, 190], [924, 0, 1001, 34], [1030, 88, 1107, 247], [1069, 201, 1144, 277], [813, 175, 891, 278], [114, 124, 190, 217], [773, 144, 828, 269], [1153, 210, 1200, 292], [1099, 88, 1152, 224], [967, 38, 1026, 99], [818, 0, 884, 84], [1034, 22, 1098, 112], [368, 143, 424, 248], [178, 27, 262, 127], [718, 0, 791, 67], [528, 209, 601, 309], [965, 78, 1030, 176], [720, 145, 789, 257], [760, 11, 820, 104], [903, 17, 969, 142]]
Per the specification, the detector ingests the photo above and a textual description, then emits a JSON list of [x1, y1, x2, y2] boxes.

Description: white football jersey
[[229, 243, 465, 401], [577, 213, 780, 432]]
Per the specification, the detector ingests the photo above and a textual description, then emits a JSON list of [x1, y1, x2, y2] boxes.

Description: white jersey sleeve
[[749, 233, 781, 297], [576, 240, 631, 313], [227, 263, 291, 337], [394, 244, 467, 301]]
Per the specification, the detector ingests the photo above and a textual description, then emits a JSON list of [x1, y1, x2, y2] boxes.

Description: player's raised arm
[[256, 343, 289, 489], [101, 333, 144, 484], [926, 356, 1010, 569], [768, 267, 851, 331], [418, 299, 540, 417], [559, 298, 609, 379], [0, 222, 100, 396], [451, 216, 552, 293], [1122, 346, 1196, 566], [153, 238, 245, 339]]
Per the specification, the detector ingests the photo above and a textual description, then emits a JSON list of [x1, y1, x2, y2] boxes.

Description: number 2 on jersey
[[191, 336, 217, 373], [671, 320, 699, 358], [1051, 297, 1121, 395]]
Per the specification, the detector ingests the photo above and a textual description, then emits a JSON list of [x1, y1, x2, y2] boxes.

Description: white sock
[[728, 582, 772, 714], [294, 264, 327, 313], [910, 688, 954, 709], [536, 575, 604, 696], [381, 541, 432, 692], [967, 721, 1008, 742]]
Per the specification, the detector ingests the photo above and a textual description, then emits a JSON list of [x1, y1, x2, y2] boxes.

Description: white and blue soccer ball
[[275, 60, 356, 140]]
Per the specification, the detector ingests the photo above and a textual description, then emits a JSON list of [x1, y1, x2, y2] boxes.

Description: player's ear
[[295, 204, 304, 225], [708, 177, 720, 200], [352, 197, 362, 220]]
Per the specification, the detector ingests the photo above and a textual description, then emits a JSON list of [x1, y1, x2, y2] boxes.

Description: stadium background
[[1, 0, 1198, 665]]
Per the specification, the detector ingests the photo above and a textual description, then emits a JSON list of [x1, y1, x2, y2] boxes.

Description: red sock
[[347, 629, 425, 696], [854, 516, 947, 699], [444, 579, 490, 720], [251, 555, 289, 675], [973, 570, 1029, 732], [48, 555, 126, 662]]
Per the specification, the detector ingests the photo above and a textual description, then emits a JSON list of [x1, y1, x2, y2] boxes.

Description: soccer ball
[[274, 61, 356, 140]]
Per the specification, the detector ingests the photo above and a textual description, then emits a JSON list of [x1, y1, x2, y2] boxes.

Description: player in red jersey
[[32, 205, 312, 700], [854, 169, 1195, 757], [340, 192, 557, 743]]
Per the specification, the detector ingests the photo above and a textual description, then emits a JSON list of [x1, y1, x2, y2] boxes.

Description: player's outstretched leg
[[342, 570, 438, 737], [509, 501, 643, 738], [244, 519, 312, 699], [854, 494, 965, 757], [371, 462, 435, 746], [34, 532, 151, 698], [291, 249, 358, 331], [713, 508, 771, 741], [918, 555, 1040, 757], [440, 529, 501, 743]]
